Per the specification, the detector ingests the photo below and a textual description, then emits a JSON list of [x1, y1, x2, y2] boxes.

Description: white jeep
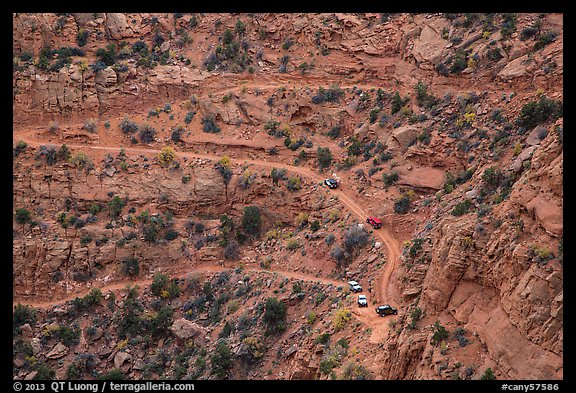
[[348, 281, 362, 293]]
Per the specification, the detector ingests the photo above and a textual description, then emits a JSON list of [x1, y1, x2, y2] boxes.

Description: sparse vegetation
[[317, 147, 333, 170], [201, 115, 221, 133], [430, 321, 449, 346], [287, 176, 302, 191], [394, 194, 412, 214], [263, 297, 287, 335], [242, 206, 262, 236], [157, 146, 176, 166], [312, 85, 344, 104], [516, 95, 562, 130]]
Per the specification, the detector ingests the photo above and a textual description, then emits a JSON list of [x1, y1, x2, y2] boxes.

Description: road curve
[[13, 136, 403, 339]]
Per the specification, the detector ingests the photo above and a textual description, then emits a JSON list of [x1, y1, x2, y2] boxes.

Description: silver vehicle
[[348, 281, 362, 293], [357, 295, 368, 307]]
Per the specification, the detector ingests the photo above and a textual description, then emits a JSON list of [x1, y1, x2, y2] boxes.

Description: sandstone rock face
[[388, 130, 563, 380], [394, 165, 445, 190]]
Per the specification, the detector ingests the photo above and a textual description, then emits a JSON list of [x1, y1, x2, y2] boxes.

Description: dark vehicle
[[325, 179, 339, 189], [375, 305, 398, 316], [366, 217, 382, 229]]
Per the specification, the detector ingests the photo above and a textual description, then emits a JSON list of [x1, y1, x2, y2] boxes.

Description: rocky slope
[[13, 12, 562, 380]]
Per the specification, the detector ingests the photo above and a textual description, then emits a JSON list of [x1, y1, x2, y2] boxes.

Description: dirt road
[[13, 135, 402, 341]]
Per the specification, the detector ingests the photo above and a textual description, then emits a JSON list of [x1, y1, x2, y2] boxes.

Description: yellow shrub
[[295, 212, 309, 228], [333, 307, 351, 331], [265, 229, 279, 240], [158, 146, 176, 166], [219, 155, 231, 169], [116, 339, 129, 350], [463, 112, 476, 125]]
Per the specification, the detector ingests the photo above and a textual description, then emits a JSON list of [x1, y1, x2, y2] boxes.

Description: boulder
[[412, 24, 447, 67], [394, 165, 446, 190], [95, 67, 117, 87], [103, 165, 116, 177], [497, 54, 532, 80], [391, 126, 420, 151], [114, 351, 133, 369], [284, 344, 298, 358], [46, 342, 68, 359], [526, 126, 548, 146], [105, 13, 134, 39], [170, 318, 208, 344], [31, 338, 42, 356]]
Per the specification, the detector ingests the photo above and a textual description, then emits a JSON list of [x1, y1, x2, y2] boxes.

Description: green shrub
[[382, 171, 399, 188], [33, 363, 56, 380], [263, 297, 287, 335], [481, 167, 503, 192], [317, 147, 333, 170], [138, 124, 157, 143], [13, 140, 28, 156], [164, 229, 179, 241], [287, 176, 302, 191], [95, 43, 117, 66], [13, 304, 37, 334], [516, 95, 562, 130], [119, 117, 139, 134], [15, 208, 31, 225], [80, 234, 93, 246], [451, 199, 472, 216], [327, 126, 341, 139], [414, 81, 438, 108], [99, 369, 126, 380], [242, 206, 262, 236], [311, 85, 344, 104], [147, 305, 174, 336], [210, 339, 233, 379], [69, 152, 93, 171], [391, 91, 410, 114], [343, 225, 369, 253], [346, 136, 362, 157], [480, 367, 496, 380], [315, 332, 331, 345], [500, 13, 517, 39], [430, 321, 449, 346], [310, 220, 321, 232], [341, 363, 372, 380], [394, 194, 412, 214], [150, 273, 169, 296], [270, 167, 287, 184], [534, 31, 558, 51], [107, 195, 126, 218], [122, 257, 140, 277], [143, 224, 159, 243], [286, 239, 299, 251], [76, 30, 89, 47]]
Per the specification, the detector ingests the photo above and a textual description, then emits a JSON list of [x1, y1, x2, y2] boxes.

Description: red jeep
[[366, 217, 382, 229]]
